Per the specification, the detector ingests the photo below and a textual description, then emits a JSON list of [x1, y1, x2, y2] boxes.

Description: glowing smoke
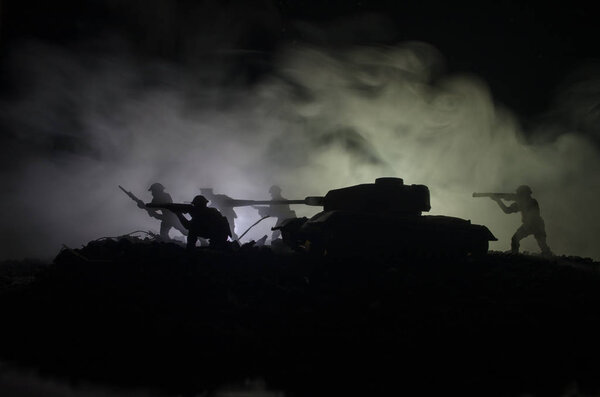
[[1, 36, 599, 260]]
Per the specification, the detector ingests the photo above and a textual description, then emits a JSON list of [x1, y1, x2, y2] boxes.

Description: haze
[[1, 13, 598, 260]]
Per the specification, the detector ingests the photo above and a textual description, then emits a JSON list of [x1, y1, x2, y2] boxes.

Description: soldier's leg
[[271, 218, 282, 240], [511, 225, 531, 254], [159, 222, 171, 241], [535, 234, 552, 256], [534, 224, 552, 256], [226, 216, 238, 239]]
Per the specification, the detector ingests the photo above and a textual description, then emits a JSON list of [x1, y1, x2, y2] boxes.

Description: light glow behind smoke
[[1, 39, 599, 259]]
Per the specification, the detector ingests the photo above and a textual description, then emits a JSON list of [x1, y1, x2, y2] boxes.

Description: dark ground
[[1, 239, 600, 396]]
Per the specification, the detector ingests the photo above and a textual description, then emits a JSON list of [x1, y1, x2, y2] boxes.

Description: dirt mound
[[1, 239, 600, 395]]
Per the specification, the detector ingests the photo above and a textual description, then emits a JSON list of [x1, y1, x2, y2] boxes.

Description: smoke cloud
[[1, 14, 599, 260]]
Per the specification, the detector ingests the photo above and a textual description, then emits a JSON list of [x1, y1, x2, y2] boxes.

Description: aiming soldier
[[480, 185, 552, 256], [147, 195, 231, 250], [199, 188, 238, 239]]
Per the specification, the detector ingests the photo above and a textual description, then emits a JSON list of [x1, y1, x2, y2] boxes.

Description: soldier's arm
[[145, 197, 164, 220], [493, 198, 518, 214], [505, 202, 519, 213], [145, 208, 164, 220]]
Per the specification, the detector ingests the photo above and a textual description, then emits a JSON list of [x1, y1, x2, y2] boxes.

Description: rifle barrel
[[119, 185, 143, 203], [472, 192, 517, 200]]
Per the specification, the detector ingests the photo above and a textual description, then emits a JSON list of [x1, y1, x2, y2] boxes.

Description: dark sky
[[0, 0, 598, 117]]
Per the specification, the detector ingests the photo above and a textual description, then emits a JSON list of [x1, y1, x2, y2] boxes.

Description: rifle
[[145, 203, 194, 213], [119, 185, 145, 208], [472, 192, 517, 201]]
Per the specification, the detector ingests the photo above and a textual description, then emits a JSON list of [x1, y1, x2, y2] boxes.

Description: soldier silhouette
[[199, 188, 238, 239], [255, 185, 297, 240], [171, 195, 231, 250], [492, 185, 552, 256], [147, 183, 188, 241]]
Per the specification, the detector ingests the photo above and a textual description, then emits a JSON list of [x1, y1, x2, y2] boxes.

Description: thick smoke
[[1, 28, 599, 260]]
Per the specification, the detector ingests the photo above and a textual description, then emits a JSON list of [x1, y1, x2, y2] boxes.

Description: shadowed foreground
[[1, 239, 600, 396]]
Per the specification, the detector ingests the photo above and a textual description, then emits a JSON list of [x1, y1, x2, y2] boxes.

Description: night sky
[[2, 1, 598, 116], [0, 0, 599, 259]]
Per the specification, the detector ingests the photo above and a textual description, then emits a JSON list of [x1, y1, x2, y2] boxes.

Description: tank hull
[[275, 210, 496, 257]]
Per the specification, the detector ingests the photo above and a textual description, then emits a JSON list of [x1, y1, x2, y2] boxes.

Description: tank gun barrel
[[223, 196, 324, 207]]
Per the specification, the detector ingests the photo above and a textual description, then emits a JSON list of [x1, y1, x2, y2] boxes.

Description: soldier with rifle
[[473, 185, 552, 256], [119, 183, 187, 241], [147, 195, 231, 250]]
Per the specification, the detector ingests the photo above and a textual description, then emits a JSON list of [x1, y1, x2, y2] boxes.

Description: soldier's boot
[[536, 236, 553, 257]]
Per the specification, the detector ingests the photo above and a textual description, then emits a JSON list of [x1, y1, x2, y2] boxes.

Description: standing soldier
[[147, 183, 188, 241], [255, 185, 297, 240], [119, 183, 187, 241], [492, 185, 552, 256], [199, 188, 238, 239]]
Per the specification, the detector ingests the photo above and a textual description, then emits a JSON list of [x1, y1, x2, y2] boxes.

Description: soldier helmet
[[516, 185, 532, 196], [148, 183, 165, 192], [269, 185, 282, 194], [192, 195, 209, 206]]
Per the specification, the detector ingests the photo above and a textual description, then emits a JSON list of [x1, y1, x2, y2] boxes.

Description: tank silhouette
[[228, 177, 497, 256]]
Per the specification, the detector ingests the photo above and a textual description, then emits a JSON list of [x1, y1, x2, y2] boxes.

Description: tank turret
[[320, 177, 430, 214]]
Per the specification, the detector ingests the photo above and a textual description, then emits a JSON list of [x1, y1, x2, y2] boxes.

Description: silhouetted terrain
[[1, 240, 600, 396]]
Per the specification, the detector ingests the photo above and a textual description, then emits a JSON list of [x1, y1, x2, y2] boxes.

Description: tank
[[233, 177, 496, 257]]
